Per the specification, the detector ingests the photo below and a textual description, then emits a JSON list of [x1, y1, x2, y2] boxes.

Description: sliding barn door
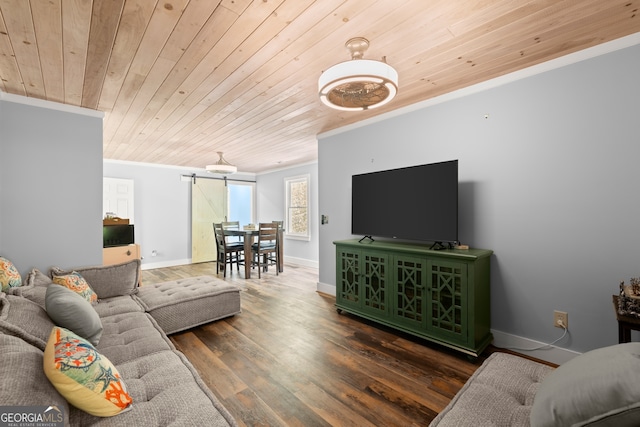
[[191, 178, 227, 263]]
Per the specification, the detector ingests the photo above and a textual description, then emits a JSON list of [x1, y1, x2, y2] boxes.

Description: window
[[285, 174, 310, 241], [227, 181, 255, 226]]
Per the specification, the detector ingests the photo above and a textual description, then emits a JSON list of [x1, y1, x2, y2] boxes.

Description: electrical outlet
[[554, 310, 568, 329]]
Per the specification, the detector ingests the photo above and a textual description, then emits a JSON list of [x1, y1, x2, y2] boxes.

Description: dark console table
[[334, 239, 493, 357], [612, 295, 640, 343]]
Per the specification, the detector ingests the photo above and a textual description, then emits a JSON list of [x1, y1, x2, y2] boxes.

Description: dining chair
[[271, 221, 284, 273], [213, 223, 244, 277], [250, 222, 279, 278], [222, 221, 244, 248]]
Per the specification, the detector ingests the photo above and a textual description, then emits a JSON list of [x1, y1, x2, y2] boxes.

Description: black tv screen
[[352, 159, 458, 244], [103, 225, 135, 248]]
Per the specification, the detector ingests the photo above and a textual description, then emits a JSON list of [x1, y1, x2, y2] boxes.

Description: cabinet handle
[[126, 250, 131, 256]]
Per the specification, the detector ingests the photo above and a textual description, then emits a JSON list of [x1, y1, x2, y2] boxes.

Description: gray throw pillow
[[530, 342, 640, 426], [8, 268, 54, 308], [45, 284, 103, 346], [26, 268, 54, 287], [0, 293, 55, 350]]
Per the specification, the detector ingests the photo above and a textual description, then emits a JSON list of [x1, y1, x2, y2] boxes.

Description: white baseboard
[[141, 257, 318, 271], [491, 329, 581, 365], [317, 282, 336, 296], [141, 258, 191, 270], [284, 256, 319, 269], [307, 286, 580, 365]]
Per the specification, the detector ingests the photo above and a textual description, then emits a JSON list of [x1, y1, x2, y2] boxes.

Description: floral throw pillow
[[43, 326, 133, 417], [52, 272, 97, 304], [0, 256, 22, 291]]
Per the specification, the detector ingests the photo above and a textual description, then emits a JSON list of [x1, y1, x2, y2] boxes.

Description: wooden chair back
[[250, 223, 279, 278], [222, 221, 242, 244], [257, 222, 278, 248], [213, 223, 225, 251]]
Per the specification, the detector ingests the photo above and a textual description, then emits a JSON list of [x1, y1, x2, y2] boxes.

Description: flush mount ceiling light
[[318, 37, 398, 112], [206, 151, 237, 174]]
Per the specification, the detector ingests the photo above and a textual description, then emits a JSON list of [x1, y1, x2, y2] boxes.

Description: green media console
[[334, 239, 493, 357]]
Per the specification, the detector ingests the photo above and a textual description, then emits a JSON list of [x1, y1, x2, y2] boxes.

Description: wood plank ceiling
[[0, 0, 638, 173]]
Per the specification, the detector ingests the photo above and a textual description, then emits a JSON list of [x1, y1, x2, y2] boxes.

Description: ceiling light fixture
[[318, 37, 398, 112], [206, 152, 237, 174]]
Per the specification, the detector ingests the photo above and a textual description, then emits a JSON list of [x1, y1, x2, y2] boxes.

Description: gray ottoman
[[135, 276, 241, 334]]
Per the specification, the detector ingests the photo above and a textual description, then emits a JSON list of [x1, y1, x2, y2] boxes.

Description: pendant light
[[206, 152, 237, 174], [318, 37, 398, 111]]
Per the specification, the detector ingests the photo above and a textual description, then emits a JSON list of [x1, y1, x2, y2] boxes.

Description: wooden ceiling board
[[0, 6, 22, 94], [0, 0, 44, 98], [97, 0, 156, 113], [0, 0, 638, 172], [102, 4, 238, 155], [31, 0, 64, 104], [135, 0, 290, 149], [81, 0, 125, 109], [61, 0, 92, 105]]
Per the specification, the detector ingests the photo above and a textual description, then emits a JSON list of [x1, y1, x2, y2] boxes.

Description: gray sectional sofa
[[431, 344, 640, 426], [0, 260, 240, 426]]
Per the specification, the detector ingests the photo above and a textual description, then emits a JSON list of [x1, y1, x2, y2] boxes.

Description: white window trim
[[284, 174, 310, 241]]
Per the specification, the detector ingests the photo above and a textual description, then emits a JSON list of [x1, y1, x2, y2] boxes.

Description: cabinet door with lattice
[[391, 254, 428, 332], [336, 247, 361, 311], [360, 251, 389, 318], [427, 259, 468, 345]]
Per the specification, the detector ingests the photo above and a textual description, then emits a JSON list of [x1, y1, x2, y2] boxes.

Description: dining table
[[225, 228, 283, 279]]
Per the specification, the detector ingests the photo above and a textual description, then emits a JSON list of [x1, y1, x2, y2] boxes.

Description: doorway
[[191, 178, 255, 263]]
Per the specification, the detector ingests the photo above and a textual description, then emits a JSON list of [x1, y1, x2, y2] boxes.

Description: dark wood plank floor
[[142, 262, 487, 427]]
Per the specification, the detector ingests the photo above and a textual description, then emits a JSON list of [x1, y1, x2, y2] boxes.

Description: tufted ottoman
[[430, 352, 554, 427], [135, 276, 241, 335]]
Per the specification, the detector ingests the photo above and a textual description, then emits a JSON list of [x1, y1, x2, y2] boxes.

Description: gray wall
[[0, 96, 103, 276], [103, 161, 256, 269], [318, 43, 640, 354], [256, 162, 319, 267], [103, 160, 320, 269], [103, 161, 194, 268]]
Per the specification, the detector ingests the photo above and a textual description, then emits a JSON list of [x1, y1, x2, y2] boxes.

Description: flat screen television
[[351, 159, 458, 246], [103, 224, 135, 248]]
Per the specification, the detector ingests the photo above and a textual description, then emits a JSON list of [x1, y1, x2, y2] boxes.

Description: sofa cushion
[[0, 334, 70, 425], [45, 284, 103, 346], [0, 292, 55, 350], [51, 260, 140, 300], [96, 311, 173, 365], [94, 295, 144, 317], [52, 271, 98, 304], [431, 352, 554, 427], [43, 326, 133, 417], [0, 256, 22, 291], [531, 342, 640, 427], [6, 285, 48, 309]]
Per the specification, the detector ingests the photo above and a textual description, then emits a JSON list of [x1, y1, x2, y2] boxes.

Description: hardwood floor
[[142, 262, 486, 427]]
